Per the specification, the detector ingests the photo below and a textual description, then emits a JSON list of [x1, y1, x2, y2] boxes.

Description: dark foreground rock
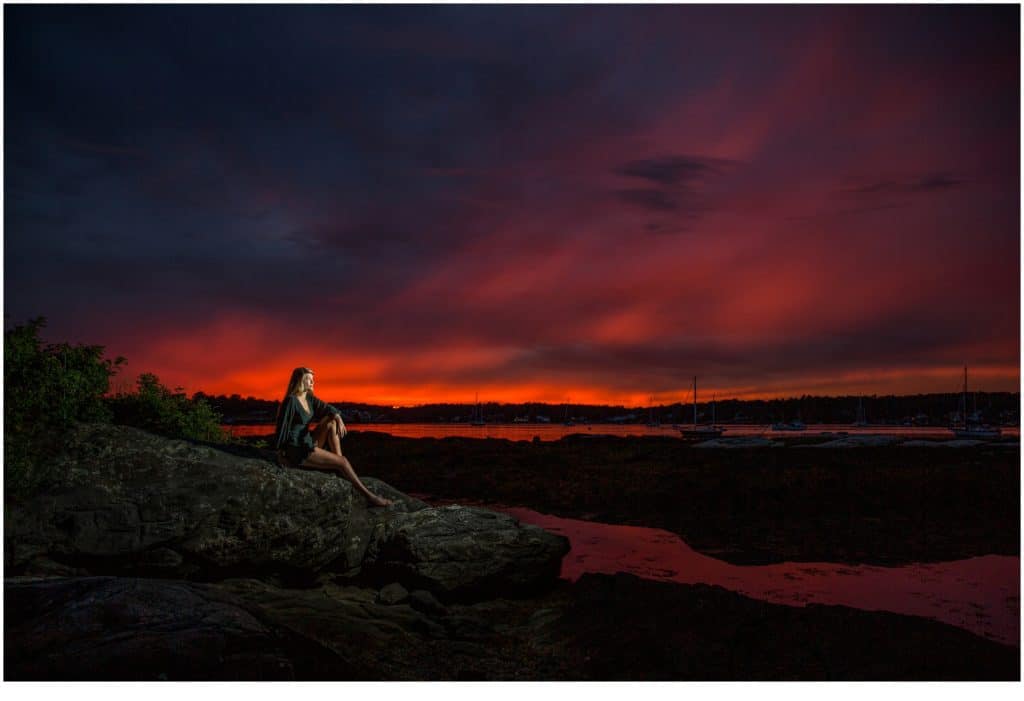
[[4, 423, 568, 600], [362, 505, 568, 600], [3, 576, 338, 680], [6, 573, 1018, 680]]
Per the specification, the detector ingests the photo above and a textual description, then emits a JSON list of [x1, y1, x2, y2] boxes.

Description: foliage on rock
[[4, 317, 229, 498], [107, 372, 228, 443], [4, 318, 124, 495]]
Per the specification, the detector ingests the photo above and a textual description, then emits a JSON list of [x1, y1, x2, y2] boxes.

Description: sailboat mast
[[692, 376, 697, 428], [963, 366, 968, 424]]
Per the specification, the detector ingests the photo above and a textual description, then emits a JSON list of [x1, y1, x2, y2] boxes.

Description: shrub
[[5, 318, 232, 497], [108, 372, 229, 443], [4, 318, 124, 495]]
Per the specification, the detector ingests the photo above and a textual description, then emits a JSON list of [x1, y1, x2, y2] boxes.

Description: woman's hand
[[333, 414, 347, 439]]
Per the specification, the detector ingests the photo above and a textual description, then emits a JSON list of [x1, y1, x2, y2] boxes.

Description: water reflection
[[435, 499, 1020, 646], [225, 422, 1019, 441]]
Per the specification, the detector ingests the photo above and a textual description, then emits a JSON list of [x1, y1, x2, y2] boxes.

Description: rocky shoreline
[[4, 424, 1019, 680], [7, 571, 1018, 680]]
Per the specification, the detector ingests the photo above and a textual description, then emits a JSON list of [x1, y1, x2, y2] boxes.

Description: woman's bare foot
[[368, 494, 393, 508]]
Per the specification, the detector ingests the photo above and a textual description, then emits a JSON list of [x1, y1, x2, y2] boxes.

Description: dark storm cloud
[[842, 172, 967, 196], [615, 188, 681, 213], [6, 4, 655, 361], [612, 154, 736, 219], [786, 202, 908, 222], [616, 155, 735, 186], [4, 6, 510, 324]]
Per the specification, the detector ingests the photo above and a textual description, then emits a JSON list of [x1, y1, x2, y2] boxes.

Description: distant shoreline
[[223, 421, 1021, 440], [207, 390, 1020, 428]]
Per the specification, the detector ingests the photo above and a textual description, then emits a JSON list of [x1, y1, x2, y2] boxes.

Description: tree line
[[203, 394, 1017, 425]]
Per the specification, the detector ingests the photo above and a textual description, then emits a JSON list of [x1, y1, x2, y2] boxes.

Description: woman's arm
[[310, 394, 346, 437]]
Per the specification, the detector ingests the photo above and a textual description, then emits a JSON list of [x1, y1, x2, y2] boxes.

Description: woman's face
[[301, 373, 314, 392]]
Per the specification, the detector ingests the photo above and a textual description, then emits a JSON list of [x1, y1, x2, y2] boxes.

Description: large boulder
[[5, 423, 415, 581], [363, 505, 569, 601], [5, 423, 569, 599]]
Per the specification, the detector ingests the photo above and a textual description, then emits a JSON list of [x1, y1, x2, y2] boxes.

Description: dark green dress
[[274, 393, 342, 466]]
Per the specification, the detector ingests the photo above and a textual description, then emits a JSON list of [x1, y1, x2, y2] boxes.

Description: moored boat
[[469, 393, 485, 426], [950, 367, 1001, 439], [770, 419, 806, 432], [680, 377, 724, 439]]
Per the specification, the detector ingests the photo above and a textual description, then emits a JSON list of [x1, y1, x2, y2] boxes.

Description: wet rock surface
[[5, 573, 1018, 680]]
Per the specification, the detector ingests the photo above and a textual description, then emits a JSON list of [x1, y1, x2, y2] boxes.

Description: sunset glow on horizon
[[5, 5, 1019, 405]]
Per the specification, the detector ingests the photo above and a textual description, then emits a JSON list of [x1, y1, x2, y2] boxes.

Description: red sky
[[6, 5, 1019, 406]]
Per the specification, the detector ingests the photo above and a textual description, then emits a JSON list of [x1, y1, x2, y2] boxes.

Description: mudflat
[[338, 431, 1020, 566]]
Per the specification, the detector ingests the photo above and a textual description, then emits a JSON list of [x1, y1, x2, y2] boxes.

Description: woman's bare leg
[[312, 420, 340, 454], [300, 446, 392, 507]]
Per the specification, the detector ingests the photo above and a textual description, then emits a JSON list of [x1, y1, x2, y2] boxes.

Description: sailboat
[[563, 399, 574, 426], [770, 416, 806, 432], [853, 396, 868, 427], [951, 367, 1001, 439], [646, 395, 660, 427], [469, 393, 485, 426], [771, 402, 806, 431], [679, 377, 724, 439]]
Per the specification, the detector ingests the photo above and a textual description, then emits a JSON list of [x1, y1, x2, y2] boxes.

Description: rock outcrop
[[4, 573, 544, 680], [4, 423, 568, 600], [3, 576, 323, 680], [363, 505, 569, 600], [7, 572, 1018, 680]]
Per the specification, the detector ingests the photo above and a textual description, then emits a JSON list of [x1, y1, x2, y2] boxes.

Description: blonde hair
[[283, 366, 313, 399], [275, 366, 313, 430]]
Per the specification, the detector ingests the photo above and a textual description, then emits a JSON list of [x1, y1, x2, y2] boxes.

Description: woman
[[274, 366, 392, 507]]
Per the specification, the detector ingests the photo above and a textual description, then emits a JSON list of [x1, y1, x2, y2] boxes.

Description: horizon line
[[184, 388, 1022, 410]]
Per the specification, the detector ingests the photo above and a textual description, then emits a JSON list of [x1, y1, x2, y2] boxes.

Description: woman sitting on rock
[[274, 366, 392, 507]]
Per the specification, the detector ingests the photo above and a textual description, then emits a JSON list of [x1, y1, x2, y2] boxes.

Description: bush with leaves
[[108, 372, 229, 443], [4, 318, 124, 496], [5, 318, 233, 498]]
